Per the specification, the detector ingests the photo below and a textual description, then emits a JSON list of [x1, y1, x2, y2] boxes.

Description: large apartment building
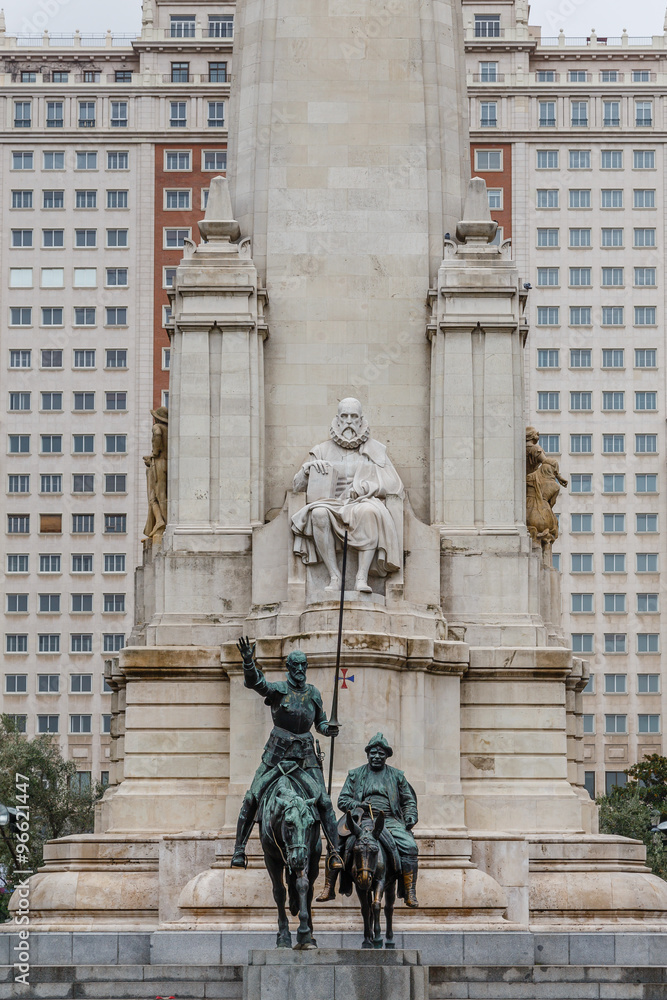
[[464, 0, 667, 798], [0, 0, 232, 786]]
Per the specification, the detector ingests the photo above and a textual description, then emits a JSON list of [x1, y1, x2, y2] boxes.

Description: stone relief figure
[[291, 398, 403, 593], [143, 406, 168, 540], [526, 426, 568, 546]]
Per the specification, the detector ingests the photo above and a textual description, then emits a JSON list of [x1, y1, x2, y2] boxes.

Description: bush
[[597, 754, 667, 881]]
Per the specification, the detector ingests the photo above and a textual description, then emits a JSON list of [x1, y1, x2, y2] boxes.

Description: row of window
[[14, 58, 228, 89], [536, 189, 657, 210], [526, 101, 654, 129], [9, 306, 128, 327], [11, 230, 130, 250], [9, 436, 128, 456], [11, 149, 226, 173], [2, 713, 111, 735], [475, 60, 654, 86], [540, 434, 659, 456], [583, 715, 661, 735], [538, 348, 655, 369], [7, 554, 126, 574], [166, 13, 233, 36], [538, 268, 657, 288], [10, 268, 127, 290], [6, 593, 125, 613], [475, 149, 655, 172], [17, 69, 133, 84], [565, 513, 659, 533], [7, 514, 127, 534], [537, 391, 659, 412], [536, 228, 656, 249], [570, 474, 658, 494], [7, 349, 127, 370], [570, 594, 659, 614], [572, 633, 660, 654], [8, 474, 128, 495], [11, 99, 225, 130], [12, 189, 129, 210], [6, 673, 111, 694], [6, 634, 125, 653], [567, 553, 659, 574], [7, 392, 127, 412], [583, 673, 659, 695]]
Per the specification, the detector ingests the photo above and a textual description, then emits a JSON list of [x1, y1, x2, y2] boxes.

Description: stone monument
[[6, 0, 667, 962]]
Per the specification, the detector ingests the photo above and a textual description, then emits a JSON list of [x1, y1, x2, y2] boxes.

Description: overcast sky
[[1, 0, 664, 37]]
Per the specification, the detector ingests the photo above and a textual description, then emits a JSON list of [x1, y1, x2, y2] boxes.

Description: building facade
[[464, 0, 667, 798], [0, 0, 232, 785]]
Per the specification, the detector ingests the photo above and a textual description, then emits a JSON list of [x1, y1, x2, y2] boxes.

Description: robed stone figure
[[291, 398, 403, 593]]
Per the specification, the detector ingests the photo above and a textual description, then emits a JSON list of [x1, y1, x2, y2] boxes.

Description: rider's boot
[[401, 861, 419, 908], [315, 862, 339, 902], [230, 796, 256, 868], [319, 804, 344, 869]]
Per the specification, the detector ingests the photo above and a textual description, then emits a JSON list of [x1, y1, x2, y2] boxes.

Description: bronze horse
[[259, 774, 322, 949], [345, 809, 398, 949]]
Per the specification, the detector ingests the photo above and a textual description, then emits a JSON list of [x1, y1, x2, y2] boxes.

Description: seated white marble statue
[[291, 398, 403, 594]]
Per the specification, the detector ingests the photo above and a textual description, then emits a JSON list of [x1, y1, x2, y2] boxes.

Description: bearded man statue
[[291, 398, 403, 594]]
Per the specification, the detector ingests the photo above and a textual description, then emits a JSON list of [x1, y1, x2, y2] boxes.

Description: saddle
[[257, 761, 321, 824]]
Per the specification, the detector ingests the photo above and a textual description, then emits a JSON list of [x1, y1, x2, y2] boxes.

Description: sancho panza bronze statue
[[231, 637, 344, 871]]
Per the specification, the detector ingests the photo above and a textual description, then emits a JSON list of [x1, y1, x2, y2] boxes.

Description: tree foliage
[[597, 754, 667, 881], [0, 716, 103, 920]]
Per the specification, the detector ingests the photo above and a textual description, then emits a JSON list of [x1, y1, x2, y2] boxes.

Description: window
[[571, 101, 588, 127], [601, 268, 624, 288], [601, 228, 623, 248], [38, 554, 61, 575], [536, 71, 556, 83], [637, 594, 659, 614], [115, 70, 132, 83], [75, 190, 96, 209], [38, 675, 59, 694], [7, 475, 30, 496], [104, 634, 126, 652], [104, 594, 125, 613], [633, 70, 651, 82], [38, 633, 60, 653], [601, 189, 623, 209], [72, 553, 94, 573], [7, 515, 30, 534], [571, 475, 593, 494], [569, 267, 591, 287], [9, 435, 30, 455], [170, 14, 196, 37], [537, 229, 559, 248], [537, 348, 559, 367], [9, 349, 31, 369], [638, 674, 660, 694], [569, 229, 591, 248], [41, 307, 63, 327], [637, 553, 658, 573], [73, 389, 96, 409], [474, 13, 500, 36], [105, 514, 127, 534], [602, 307, 624, 326], [106, 349, 127, 369], [636, 102, 652, 127], [602, 392, 624, 411], [42, 190, 64, 210], [102, 716, 112, 735], [635, 391, 657, 411], [9, 392, 31, 411], [605, 673, 627, 692], [42, 229, 65, 249], [538, 392, 559, 411], [638, 634, 660, 654], [635, 308, 656, 327], [572, 634, 594, 653], [536, 269, 559, 288], [78, 101, 96, 128], [571, 553, 593, 573], [165, 150, 191, 171], [71, 594, 93, 613], [571, 514, 593, 533], [639, 715, 660, 734], [569, 307, 591, 326], [71, 674, 93, 693], [110, 102, 128, 128], [83, 70, 100, 83], [41, 349, 63, 369], [571, 593, 593, 614], [634, 228, 656, 248], [634, 150, 655, 169], [9, 269, 33, 293], [636, 474, 658, 493], [603, 474, 625, 494], [73, 435, 94, 455], [11, 190, 33, 210], [7, 554, 29, 574], [634, 189, 656, 210], [637, 514, 658, 534], [37, 716, 59, 734], [105, 554, 126, 573], [12, 230, 33, 248], [570, 392, 592, 411], [208, 62, 228, 83], [604, 594, 626, 614], [634, 269, 656, 291], [602, 435, 625, 455], [74, 350, 96, 369], [105, 474, 127, 494], [605, 715, 627, 734], [170, 102, 187, 128], [14, 100, 32, 128], [601, 349, 624, 369], [602, 101, 620, 127], [76, 151, 97, 170], [5, 675, 27, 694], [208, 14, 234, 36], [75, 229, 97, 248], [570, 349, 591, 369], [568, 70, 586, 83], [12, 151, 33, 170], [208, 101, 225, 128], [603, 554, 625, 574], [70, 715, 92, 734], [603, 513, 625, 533], [105, 434, 127, 455], [537, 306, 559, 325], [601, 150, 623, 170], [539, 101, 556, 127], [539, 435, 560, 454], [162, 348, 171, 370], [71, 634, 93, 653], [46, 102, 64, 128], [164, 228, 191, 249], [536, 189, 558, 209], [40, 474, 62, 493], [7, 594, 29, 614], [107, 151, 129, 170], [72, 514, 94, 534], [38, 594, 60, 614], [635, 435, 657, 454], [106, 307, 128, 326], [570, 435, 592, 454], [72, 475, 95, 494], [6, 634, 28, 654]]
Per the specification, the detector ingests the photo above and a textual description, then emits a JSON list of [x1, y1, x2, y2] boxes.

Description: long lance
[[327, 531, 348, 796]]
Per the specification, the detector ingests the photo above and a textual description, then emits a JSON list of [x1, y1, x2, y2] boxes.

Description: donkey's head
[[347, 809, 385, 890]]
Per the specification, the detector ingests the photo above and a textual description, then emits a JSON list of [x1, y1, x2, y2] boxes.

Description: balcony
[[539, 118, 556, 127], [164, 73, 195, 84], [163, 27, 234, 40], [472, 72, 505, 83], [603, 118, 620, 127]]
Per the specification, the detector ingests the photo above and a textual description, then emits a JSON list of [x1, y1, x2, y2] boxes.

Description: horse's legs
[[266, 857, 292, 949], [294, 873, 315, 949], [372, 880, 384, 948], [384, 879, 396, 949], [358, 887, 374, 949]]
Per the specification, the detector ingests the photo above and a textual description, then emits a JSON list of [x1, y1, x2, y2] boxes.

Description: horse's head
[[347, 809, 384, 890], [276, 784, 318, 874]]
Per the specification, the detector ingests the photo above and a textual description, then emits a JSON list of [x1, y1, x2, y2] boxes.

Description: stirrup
[[326, 851, 343, 871], [230, 849, 248, 869]]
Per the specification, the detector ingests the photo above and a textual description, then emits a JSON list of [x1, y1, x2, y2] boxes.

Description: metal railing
[[471, 72, 505, 82], [163, 27, 234, 40]]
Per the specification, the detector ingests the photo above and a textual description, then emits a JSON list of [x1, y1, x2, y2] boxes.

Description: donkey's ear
[[347, 810, 362, 839], [373, 811, 385, 839]]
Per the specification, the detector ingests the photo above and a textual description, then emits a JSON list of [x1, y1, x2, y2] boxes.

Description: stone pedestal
[[244, 949, 428, 1000]]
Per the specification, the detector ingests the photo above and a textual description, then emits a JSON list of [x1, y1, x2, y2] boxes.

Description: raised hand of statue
[[236, 635, 256, 667]]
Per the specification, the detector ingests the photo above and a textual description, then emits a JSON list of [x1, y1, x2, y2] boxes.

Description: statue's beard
[[330, 418, 370, 450]]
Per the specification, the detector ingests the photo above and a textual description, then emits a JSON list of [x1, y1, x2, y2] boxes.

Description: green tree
[[0, 716, 103, 921], [597, 754, 667, 881]]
